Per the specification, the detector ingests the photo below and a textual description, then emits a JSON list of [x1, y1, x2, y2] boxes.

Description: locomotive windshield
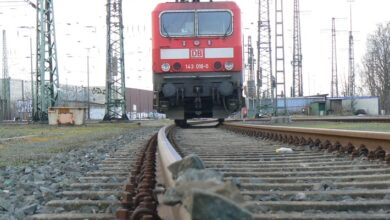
[[160, 10, 233, 37], [198, 11, 232, 36], [161, 12, 195, 36]]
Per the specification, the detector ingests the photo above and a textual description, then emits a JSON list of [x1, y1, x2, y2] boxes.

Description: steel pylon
[[34, 0, 59, 121], [104, 0, 128, 120], [274, 0, 287, 115], [257, 0, 274, 114], [292, 0, 303, 97]]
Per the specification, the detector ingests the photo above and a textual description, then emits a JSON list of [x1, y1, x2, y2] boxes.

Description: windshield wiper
[[223, 23, 232, 38], [162, 24, 170, 37]]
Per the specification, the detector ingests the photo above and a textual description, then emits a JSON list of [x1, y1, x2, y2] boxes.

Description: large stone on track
[[168, 154, 205, 179], [184, 189, 253, 220]]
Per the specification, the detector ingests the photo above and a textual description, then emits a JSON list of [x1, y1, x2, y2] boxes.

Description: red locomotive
[[152, 0, 243, 125]]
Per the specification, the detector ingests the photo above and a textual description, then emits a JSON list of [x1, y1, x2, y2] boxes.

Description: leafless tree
[[361, 22, 390, 114]]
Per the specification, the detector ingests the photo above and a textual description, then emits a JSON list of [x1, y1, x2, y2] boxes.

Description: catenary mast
[[274, 0, 287, 114], [257, 0, 274, 113], [34, 0, 59, 121], [104, 0, 128, 120], [292, 0, 303, 97]]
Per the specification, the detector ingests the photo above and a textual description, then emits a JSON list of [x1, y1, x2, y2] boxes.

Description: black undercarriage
[[153, 72, 243, 120]]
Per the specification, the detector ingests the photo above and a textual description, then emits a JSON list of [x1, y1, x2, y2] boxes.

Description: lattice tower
[[274, 0, 287, 115], [292, 0, 303, 97], [34, 0, 59, 121], [257, 0, 274, 113], [104, 0, 128, 120]]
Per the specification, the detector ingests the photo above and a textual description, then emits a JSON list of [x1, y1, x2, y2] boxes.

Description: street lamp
[[85, 48, 91, 120]]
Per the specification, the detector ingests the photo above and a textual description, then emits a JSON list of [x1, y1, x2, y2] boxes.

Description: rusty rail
[[105, 125, 190, 220], [223, 122, 390, 162], [116, 134, 159, 220], [228, 116, 390, 123], [173, 125, 390, 219]]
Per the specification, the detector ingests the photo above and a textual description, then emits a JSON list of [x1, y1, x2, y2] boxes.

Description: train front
[[152, 1, 243, 121]]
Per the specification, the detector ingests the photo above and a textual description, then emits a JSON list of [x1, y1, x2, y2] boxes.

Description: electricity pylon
[[104, 0, 128, 120]]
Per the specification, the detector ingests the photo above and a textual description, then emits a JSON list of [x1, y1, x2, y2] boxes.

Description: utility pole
[[34, 0, 59, 121], [104, 0, 128, 120], [247, 36, 256, 112], [347, 2, 355, 97], [2, 30, 11, 121], [331, 17, 339, 97], [87, 51, 90, 120], [257, 0, 274, 114], [274, 0, 287, 115], [30, 37, 34, 120], [292, 0, 303, 97], [23, 1, 37, 120]]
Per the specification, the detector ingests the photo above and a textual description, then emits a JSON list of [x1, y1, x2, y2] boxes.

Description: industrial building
[[0, 78, 154, 121], [245, 95, 380, 117]]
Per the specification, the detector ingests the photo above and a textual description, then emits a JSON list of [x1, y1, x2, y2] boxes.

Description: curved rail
[[223, 122, 390, 158], [157, 125, 182, 187], [156, 125, 190, 220]]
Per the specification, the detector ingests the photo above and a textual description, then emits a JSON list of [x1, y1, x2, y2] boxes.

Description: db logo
[[190, 49, 204, 58]]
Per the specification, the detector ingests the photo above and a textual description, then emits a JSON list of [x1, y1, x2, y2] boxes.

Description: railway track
[[30, 122, 390, 219], [167, 123, 390, 219]]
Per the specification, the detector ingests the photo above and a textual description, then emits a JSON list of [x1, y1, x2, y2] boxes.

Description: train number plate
[[185, 63, 209, 70], [190, 48, 204, 58]]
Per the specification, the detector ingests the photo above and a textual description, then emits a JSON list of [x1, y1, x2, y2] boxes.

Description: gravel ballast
[[0, 124, 161, 220]]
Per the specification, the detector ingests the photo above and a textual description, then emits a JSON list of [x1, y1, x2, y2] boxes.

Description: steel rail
[[292, 116, 390, 123], [223, 122, 390, 158], [156, 125, 190, 220], [228, 116, 390, 123], [173, 126, 390, 219]]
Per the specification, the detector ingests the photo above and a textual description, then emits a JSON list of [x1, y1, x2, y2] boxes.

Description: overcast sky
[[0, 0, 390, 95]]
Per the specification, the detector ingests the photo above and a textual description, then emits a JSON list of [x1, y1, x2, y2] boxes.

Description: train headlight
[[173, 62, 181, 71], [224, 61, 234, 71], [214, 61, 222, 70], [161, 63, 170, 72]]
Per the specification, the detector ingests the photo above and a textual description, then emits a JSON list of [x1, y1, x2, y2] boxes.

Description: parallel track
[[230, 116, 390, 123], [170, 125, 390, 219]]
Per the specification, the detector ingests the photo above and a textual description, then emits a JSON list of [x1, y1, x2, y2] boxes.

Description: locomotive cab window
[[198, 11, 232, 36], [160, 10, 233, 37], [161, 12, 195, 37]]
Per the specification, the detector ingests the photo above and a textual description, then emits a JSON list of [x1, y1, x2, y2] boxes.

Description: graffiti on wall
[[16, 100, 32, 113], [92, 87, 106, 95]]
